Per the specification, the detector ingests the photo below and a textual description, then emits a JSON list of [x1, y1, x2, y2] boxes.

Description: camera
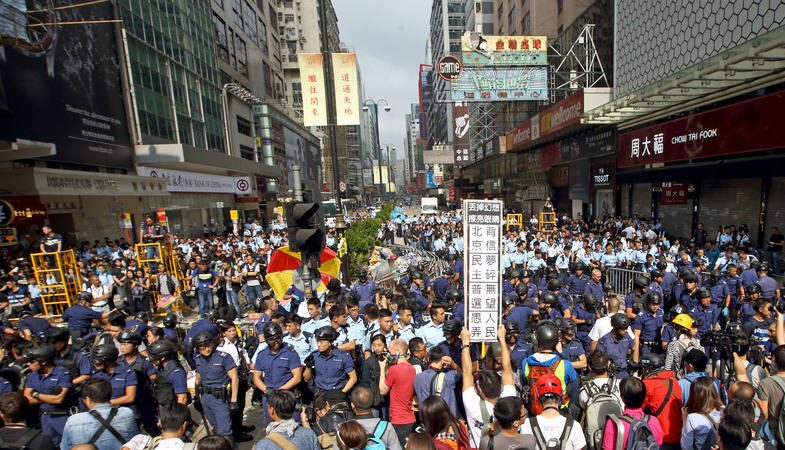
[[774, 297, 785, 314], [700, 331, 743, 354], [378, 351, 390, 362]]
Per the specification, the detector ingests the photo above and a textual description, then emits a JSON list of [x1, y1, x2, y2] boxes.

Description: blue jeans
[[770, 251, 782, 275], [244, 284, 263, 306], [197, 289, 213, 318], [226, 289, 242, 317]]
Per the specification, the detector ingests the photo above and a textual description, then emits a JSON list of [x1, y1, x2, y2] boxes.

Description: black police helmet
[[411, 271, 424, 280], [502, 293, 517, 310], [315, 326, 339, 342], [263, 322, 284, 341], [535, 322, 559, 351], [447, 288, 461, 301], [327, 278, 342, 291], [656, 262, 667, 271], [710, 269, 721, 280], [520, 269, 532, 278], [647, 292, 663, 305], [118, 331, 143, 346], [504, 321, 520, 334], [148, 339, 176, 360], [669, 304, 687, 320], [641, 353, 665, 367], [610, 313, 630, 329], [583, 293, 599, 308], [117, 305, 133, 317], [726, 321, 744, 336], [751, 260, 761, 270], [76, 291, 93, 304], [192, 332, 216, 348], [759, 264, 770, 273], [509, 269, 522, 279], [253, 296, 265, 313], [515, 282, 529, 296], [748, 284, 762, 294], [44, 327, 70, 343], [682, 272, 698, 284], [27, 345, 56, 363], [697, 287, 711, 299], [558, 318, 576, 331], [91, 344, 119, 363], [574, 261, 587, 271], [633, 276, 650, 289], [650, 269, 663, 279], [603, 283, 614, 292], [540, 292, 558, 307], [443, 320, 461, 336], [547, 279, 562, 292], [163, 313, 178, 329]]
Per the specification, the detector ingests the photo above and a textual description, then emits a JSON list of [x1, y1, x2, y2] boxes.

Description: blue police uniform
[[679, 290, 698, 310], [310, 348, 354, 392], [18, 316, 52, 339], [556, 292, 572, 314], [301, 316, 329, 337], [722, 274, 743, 308], [648, 281, 664, 300], [758, 278, 779, 300], [689, 305, 719, 338], [195, 350, 236, 437], [61, 305, 102, 336], [283, 332, 313, 362], [185, 319, 219, 348], [0, 376, 12, 395], [596, 332, 635, 379], [567, 274, 589, 296], [163, 327, 178, 343], [432, 277, 450, 301], [660, 324, 677, 349], [741, 269, 759, 288], [572, 305, 597, 352], [561, 339, 585, 364], [585, 281, 605, 303], [436, 341, 477, 368], [415, 321, 445, 349], [452, 301, 465, 325], [506, 305, 535, 331], [26, 366, 72, 446], [709, 282, 730, 306], [502, 280, 515, 296], [633, 309, 664, 356], [396, 323, 417, 344], [351, 280, 378, 311], [92, 365, 138, 401], [511, 339, 532, 370], [545, 308, 563, 322], [255, 344, 302, 423], [411, 285, 430, 315], [662, 272, 678, 300], [125, 319, 149, 337], [624, 293, 646, 313], [254, 313, 272, 336]]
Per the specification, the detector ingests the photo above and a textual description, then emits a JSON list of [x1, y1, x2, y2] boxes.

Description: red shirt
[[642, 370, 683, 445], [385, 360, 416, 424]]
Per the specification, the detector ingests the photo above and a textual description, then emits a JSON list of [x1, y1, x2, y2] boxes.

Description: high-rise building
[[493, 0, 594, 36]]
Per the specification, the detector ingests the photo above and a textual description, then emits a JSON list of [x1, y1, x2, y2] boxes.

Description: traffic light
[[285, 202, 325, 255]]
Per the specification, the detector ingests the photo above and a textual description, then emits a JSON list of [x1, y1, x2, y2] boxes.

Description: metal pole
[[319, 0, 349, 283], [292, 165, 303, 202], [386, 145, 391, 195]]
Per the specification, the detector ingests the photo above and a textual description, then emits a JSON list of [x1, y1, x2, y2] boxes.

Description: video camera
[[700, 331, 744, 355]]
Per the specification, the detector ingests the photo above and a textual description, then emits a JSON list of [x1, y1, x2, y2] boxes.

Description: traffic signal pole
[[318, 0, 349, 283]]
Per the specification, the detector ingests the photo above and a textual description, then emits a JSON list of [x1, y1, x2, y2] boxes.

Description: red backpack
[[526, 359, 568, 415]]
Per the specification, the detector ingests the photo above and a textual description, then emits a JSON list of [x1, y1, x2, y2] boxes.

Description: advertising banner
[[453, 104, 471, 165], [137, 166, 252, 195], [282, 127, 321, 194], [618, 89, 785, 168], [0, 0, 133, 168], [463, 199, 503, 342], [569, 158, 590, 202], [452, 67, 548, 102], [506, 90, 585, 152], [461, 32, 548, 66], [331, 53, 360, 126], [297, 53, 328, 126]]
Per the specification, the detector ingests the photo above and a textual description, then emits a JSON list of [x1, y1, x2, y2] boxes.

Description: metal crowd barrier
[[373, 245, 450, 289], [605, 267, 649, 296]]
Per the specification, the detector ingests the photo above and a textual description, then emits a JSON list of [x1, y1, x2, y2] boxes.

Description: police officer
[[303, 326, 357, 395], [679, 273, 700, 310], [283, 314, 314, 362], [690, 288, 719, 339], [416, 303, 447, 349], [351, 268, 379, 311], [448, 288, 465, 326], [147, 339, 187, 412], [757, 265, 781, 300], [521, 270, 539, 301], [625, 276, 650, 319], [45, 327, 79, 373], [18, 310, 52, 341], [585, 269, 606, 304], [596, 314, 636, 379], [504, 321, 532, 370], [162, 313, 180, 343], [432, 269, 452, 302], [573, 293, 599, 352], [722, 265, 744, 312], [91, 343, 138, 407], [436, 320, 477, 369], [60, 291, 106, 339], [193, 332, 240, 441], [741, 261, 760, 289], [633, 293, 664, 357], [117, 331, 157, 432], [410, 271, 430, 316], [547, 278, 572, 318], [566, 262, 589, 296], [557, 318, 586, 370], [648, 269, 665, 299], [503, 269, 521, 296], [539, 292, 563, 321], [741, 284, 763, 323], [253, 323, 302, 423], [183, 312, 219, 357], [507, 289, 536, 333], [23, 345, 72, 447], [707, 270, 731, 319]]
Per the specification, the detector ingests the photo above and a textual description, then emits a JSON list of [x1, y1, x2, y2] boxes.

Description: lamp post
[[362, 99, 391, 202]]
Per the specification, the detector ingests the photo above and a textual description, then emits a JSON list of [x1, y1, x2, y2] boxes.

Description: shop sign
[[506, 90, 584, 151], [660, 182, 689, 205], [461, 32, 548, 66], [437, 55, 462, 81], [585, 128, 616, 156], [569, 159, 590, 202], [138, 167, 253, 195], [117, 213, 133, 229], [618, 89, 785, 168], [591, 162, 614, 187], [230, 210, 239, 221], [453, 104, 471, 165], [463, 199, 503, 342], [0, 201, 14, 227], [32, 168, 168, 197], [452, 67, 548, 102]]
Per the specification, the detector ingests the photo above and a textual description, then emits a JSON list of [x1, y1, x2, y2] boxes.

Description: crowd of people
[[0, 209, 783, 450]]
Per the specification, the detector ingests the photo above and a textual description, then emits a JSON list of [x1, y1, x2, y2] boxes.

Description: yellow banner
[[297, 53, 328, 127], [331, 53, 360, 126]]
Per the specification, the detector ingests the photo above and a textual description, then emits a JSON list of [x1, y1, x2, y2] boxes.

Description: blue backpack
[[365, 420, 388, 450], [608, 414, 659, 450]]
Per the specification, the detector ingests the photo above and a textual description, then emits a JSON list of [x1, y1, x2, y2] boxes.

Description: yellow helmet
[[672, 313, 693, 330]]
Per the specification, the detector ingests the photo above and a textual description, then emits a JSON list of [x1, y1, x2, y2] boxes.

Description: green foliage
[[376, 201, 395, 223], [345, 217, 381, 278]]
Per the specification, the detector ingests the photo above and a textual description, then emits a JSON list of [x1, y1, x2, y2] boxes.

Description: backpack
[[607, 414, 659, 450], [143, 436, 197, 450], [364, 420, 388, 450], [431, 371, 447, 397], [526, 358, 568, 415], [768, 376, 785, 445], [0, 429, 41, 450], [530, 415, 575, 450], [584, 379, 623, 450]]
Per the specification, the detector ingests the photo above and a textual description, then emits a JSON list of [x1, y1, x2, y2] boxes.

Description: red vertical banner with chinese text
[[297, 53, 328, 127], [331, 53, 360, 126]]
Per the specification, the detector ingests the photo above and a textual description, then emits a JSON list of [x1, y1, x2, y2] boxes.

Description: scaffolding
[[30, 250, 82, 317], [539, 211, 557, 235], [135, 242, 184, 314]]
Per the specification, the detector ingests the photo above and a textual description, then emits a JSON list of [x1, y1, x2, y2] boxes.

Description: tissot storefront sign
[[618, 89, 785, 168]]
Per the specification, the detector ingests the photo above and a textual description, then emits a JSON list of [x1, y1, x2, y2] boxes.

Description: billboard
[[453, 104, 471, 165], [331, 53, 360, 126], [282, 127, 321, 194], [298, 53, 328, 127], [423, 148, 455, 165], [461, 32, 548, 66], [451, 67, 547, 102], [0, 0, 133, 169]]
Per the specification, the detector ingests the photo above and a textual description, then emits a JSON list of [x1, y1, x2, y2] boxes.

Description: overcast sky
[[332, 0, 431, 160]]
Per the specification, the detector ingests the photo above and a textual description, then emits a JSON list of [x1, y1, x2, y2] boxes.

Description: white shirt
[[463, 384, 517, 448], [521, 414, 586, 450], [588, 315, 634, 342], [217, 337, 249, 367], [123, 435, 190, 450]]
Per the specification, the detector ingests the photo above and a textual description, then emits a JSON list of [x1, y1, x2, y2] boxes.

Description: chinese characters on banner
[[331, 53, 360, 126], [463, 199, 503, 342], [660, 182, 689, 205], [297, 53, 328, 127], [453, 104, 471, 165], [461, 32, 548, 66]]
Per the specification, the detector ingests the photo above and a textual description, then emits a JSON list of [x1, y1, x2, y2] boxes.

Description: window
[[284, 14, 294, 23], [269, 4, 278, 28], [258, 18, 268, 55], [232, 0, 242, 27], [240, 145, 255, 161], [522, 12, 530, 34], [213, 14, 228, 62], [263, 61, 273, 97], [237, 116, 252, 136], [292, 81, 302, 105], [235, 35, 247, 75], [497, 2, 503, 19], [508, 5, 516, 26], [243, 2, 256, 38]]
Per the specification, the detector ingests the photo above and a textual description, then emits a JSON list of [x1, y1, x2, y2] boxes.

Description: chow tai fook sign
[[618, 89, 785, 168], [461, 32, 548, 66], [463, 199, 503, 342], [660, 182, 690, 205], [452, 67, 548, 102], [506, 90, 585, 151]]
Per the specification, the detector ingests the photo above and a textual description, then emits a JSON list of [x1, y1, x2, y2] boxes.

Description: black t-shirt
[[770, 232, 784, 252], [42, 233, 63, 252], [0, 427, 55, 450]]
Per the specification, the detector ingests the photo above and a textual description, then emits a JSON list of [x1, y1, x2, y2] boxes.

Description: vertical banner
[[298, 53, 328, 126], [331, 53, 360, 126], [463, 199, 503, 342], [453, 104, 471, 165]]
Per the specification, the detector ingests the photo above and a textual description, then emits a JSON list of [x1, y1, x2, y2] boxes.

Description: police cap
[[163, 313, 178, 329], [504, 321, 521, 334], [574, 261, 587, 271], [650, 269, 663, 279], [646, 292, 663, 305], [520, 270, 532, 278], [509, 269, 522, 279], [558, 318, 576, 331], [76, 291, 93, 304], [515, 282, 529, 297], [748, 284, 762, 294], [697, 287, 711, 299], [668, 304, 687, 321]]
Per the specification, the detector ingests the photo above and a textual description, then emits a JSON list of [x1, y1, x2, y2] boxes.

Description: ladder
[[135, 242, 184, 315], [539, 211, 557, 235], [30, 250, 82, 317]]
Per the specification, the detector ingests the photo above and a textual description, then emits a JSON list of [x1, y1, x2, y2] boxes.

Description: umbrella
[[265, 246, 341, 300]]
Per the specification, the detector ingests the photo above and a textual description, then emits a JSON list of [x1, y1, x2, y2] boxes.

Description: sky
[[332, 0, 431, 161]]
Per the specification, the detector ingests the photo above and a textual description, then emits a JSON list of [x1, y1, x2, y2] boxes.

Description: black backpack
[[0, 429, 42, 450]]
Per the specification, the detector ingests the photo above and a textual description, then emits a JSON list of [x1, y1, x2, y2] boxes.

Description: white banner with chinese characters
[[463, 199, 503, 342], [297, 53, 328, 127], [331, 53, 360, 126]]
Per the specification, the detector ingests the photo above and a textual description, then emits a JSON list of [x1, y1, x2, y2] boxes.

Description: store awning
[[585, 26, 785, 129], [135, 143, 280, 178]]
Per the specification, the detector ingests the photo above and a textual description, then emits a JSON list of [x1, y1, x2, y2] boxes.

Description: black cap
[[118, 331, 143, 345], [547, 279, 562, 292], [633, 276, 650, 289], [92, 344, 119, 362], [610, 313, 630, 329], [76, 291, 93, 303], [535, 322, 558, 350], [263, 322, 283, 341], [504, 321, 520, 334], [314, 326, 339, 342]]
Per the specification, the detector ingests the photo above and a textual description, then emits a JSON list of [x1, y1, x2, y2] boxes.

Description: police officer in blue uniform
[[679, 273, 700, 310], [566, 262, 589, 296], [757, 265, 781, 300], [633, 293, 664, 357], [304, 326, 357, 396], [596, 314, 636, 379], [91, 344, 138, 407], [573, 293, 599, 352], [410, 271, 430, 318], [504, 321, 531, 370], [23, 345, 72, 447], [585, 269, 606, 305], [503, 269, 521, 296], [689, 288, 720, 339], [253, 323, 303, 423], [117, 331, 157, 432], [162, 313, 180, 343], [648, 270, 665, 299], [539, 292, 563, 322], [741, 261, 760, 288], [60, 291, 106, 339], [707, 270, 731, 320], [506, 287, 536, 332], [447, 289, 465, 326], [351, 269, 379, 312], [119, 306, 149, 338], [193, 332, 240, 442], [659, 263, 678, 307], [557, 318, 586, 370], [432, 269, 453, 302], [436, 320, 477, 369], [147, 339, 188, 412], [18, 310, 52, 341], [624, 276, 650, 319]]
